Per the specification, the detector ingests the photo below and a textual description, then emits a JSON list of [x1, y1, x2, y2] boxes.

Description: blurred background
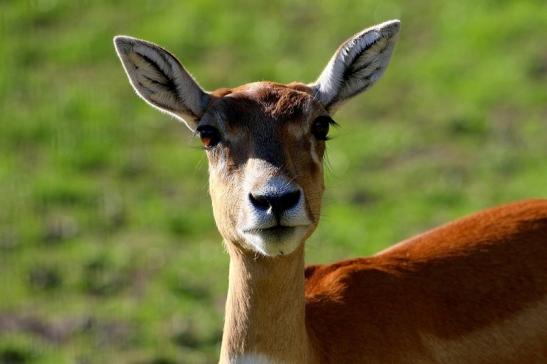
[[0, 0, 546, 363]]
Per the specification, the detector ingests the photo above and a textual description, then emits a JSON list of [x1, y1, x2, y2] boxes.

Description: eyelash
[[311, 116, 337, 141]]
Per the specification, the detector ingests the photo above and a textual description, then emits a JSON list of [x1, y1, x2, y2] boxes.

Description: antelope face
[[114, 20, 400, 257], [201, 82, 330, 256]]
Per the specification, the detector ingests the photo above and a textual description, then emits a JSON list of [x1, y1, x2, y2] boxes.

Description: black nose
[[249, 190, 301, 217]]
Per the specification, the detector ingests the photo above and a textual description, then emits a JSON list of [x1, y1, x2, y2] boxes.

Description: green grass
[[1, 0, 546, 362]]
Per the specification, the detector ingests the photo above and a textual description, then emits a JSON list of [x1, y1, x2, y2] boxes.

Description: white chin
[[242, 226, 307, 257]]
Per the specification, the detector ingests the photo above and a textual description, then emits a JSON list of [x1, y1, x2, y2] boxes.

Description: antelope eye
[[311, 116, 333, 141], [196, 125, 221, 148]]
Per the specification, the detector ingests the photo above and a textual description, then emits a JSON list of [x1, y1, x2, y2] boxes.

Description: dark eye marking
[[311, 116, 337, 141], [196, 125, 221, 149]]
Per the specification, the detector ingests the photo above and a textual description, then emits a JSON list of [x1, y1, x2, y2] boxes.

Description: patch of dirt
[[0, 313, 133, 347]]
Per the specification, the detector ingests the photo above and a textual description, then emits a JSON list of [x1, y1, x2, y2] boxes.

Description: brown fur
[[305, 199, 547, 363]]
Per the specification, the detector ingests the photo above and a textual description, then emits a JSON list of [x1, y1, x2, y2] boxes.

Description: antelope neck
[[219, 243, 313, 364]]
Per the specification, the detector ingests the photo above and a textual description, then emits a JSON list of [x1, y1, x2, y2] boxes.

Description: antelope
[[113, 20, 547, 364]]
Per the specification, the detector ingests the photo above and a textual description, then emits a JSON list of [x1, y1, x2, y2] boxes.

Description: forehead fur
[[209, 82, 314, 125]]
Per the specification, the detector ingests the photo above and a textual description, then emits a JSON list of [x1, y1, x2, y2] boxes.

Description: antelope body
[[114, 20, 547, 364]]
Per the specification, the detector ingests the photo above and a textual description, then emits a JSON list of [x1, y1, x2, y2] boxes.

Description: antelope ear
[[310, 20, 400, 113], [113, 36, 210, 131]]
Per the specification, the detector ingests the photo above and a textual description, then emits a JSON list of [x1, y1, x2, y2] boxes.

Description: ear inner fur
[[113, 35, 210, 130], [310, 19, 400, 112]]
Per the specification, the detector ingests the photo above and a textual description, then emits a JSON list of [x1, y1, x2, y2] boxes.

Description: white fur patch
[[229, 353, 280, 364], [239, 163, 311, 256]]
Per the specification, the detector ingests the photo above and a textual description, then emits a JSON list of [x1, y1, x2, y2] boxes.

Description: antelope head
[[114, 20, 400, 257]]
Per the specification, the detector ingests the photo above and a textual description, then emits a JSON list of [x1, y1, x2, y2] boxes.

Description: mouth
[[243, 225, 307, 241], [240, 224, 311, 256], [244, 226, 297, 240]]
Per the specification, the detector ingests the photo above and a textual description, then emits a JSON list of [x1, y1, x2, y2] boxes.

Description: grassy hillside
[[1, 1, 546, 363]]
